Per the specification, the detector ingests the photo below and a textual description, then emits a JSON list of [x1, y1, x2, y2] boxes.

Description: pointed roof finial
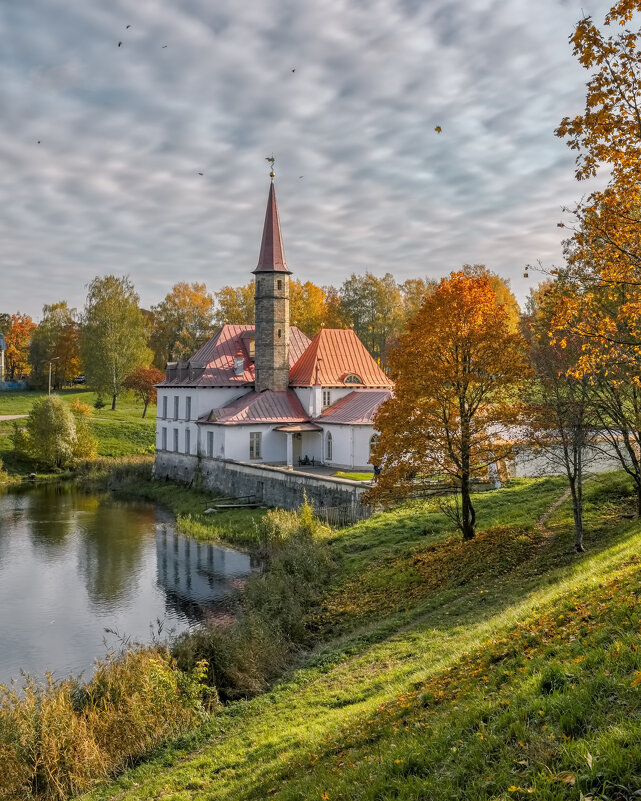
[[253, 175, 291, 274], [265, 154, 275, 180]]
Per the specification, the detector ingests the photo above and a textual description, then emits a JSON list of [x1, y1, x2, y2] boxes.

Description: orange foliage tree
[[366, 273, 529, 540], [150, 283, 215, 367], [123, 366, 165, 418], [554, 0, 641, 372], [4, 313, 36, 381]]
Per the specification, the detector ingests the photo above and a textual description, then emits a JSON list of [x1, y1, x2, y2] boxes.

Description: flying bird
[[198, 172, 204, 176], [126, 24, 131, 28], [37, 140, 40, 144], [434, 126, 442, 133], [162, 44, 168, 48], [291, 68, 296, 73], [118, 41, 122, 47], [299, 175, 303, 179]]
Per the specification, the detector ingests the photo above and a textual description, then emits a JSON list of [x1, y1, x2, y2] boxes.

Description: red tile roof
[[289, 329, 393, 388], [317, 389, 392, 425], [159, 324, 310, 387], [199, 390, 308, 425], [253, 181, 290, 274]]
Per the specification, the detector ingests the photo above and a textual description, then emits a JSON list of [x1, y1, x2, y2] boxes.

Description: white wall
[[319, 424, 377, 470], [512, 443, 623, 478]]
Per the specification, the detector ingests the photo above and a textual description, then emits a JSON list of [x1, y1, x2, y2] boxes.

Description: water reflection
[[0, 484, 258, 684], [156, 526, 260, 621]]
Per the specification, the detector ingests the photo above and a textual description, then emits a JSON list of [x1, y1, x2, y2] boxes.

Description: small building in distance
[[154, 178, 393, 473]]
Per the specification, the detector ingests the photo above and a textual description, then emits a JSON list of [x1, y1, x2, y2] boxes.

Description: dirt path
[[0, 414, 27, 421]]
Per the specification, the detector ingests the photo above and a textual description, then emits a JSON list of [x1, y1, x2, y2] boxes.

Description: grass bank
[[69, 470, 641, 801]]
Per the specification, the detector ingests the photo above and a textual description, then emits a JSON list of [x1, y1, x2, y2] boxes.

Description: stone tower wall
[[254, 272, 290, 391]]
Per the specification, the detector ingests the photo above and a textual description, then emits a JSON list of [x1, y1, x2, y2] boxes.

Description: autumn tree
[[213, 283, 255, 326], [289, 280, 328, 337], [323, 285, 350, 329], [523, 282, 600, 552], [461, 265, 520, 331], [554, 0, 641, 370], [81, 276, 151, 410], [4, 313, 36, 381], [124, 366, 165, 418], [367, 273, 529, 540], [339, 272, 404, 366], [150, 282, 215, 368], [29, 302, 80, 389]]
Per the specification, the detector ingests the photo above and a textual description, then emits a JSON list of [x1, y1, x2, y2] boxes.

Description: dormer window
[[248, 338, 255, 360], [344, 374, 362, 385]]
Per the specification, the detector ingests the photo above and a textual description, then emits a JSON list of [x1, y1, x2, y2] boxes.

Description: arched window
[[326, 432, 333, 461], [344, 374, 362, 384], [369, 433, 379, 459]]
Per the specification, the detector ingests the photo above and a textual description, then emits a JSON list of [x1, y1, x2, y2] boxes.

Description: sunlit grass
[[76, 471, 641, 801]]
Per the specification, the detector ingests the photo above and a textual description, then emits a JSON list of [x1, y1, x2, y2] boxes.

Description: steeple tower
[[253, 177, 292, 392]]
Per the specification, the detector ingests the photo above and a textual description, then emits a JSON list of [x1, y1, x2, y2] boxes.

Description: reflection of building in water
[[156, 525, 259, 621]]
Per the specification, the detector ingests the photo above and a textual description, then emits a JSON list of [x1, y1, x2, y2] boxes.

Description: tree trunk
[[461, 475, 475, 541], [142, 400, 148, 419], [636, 478, 641, 518], [568, 475, 584, 553], [111, 394, 117, 411]]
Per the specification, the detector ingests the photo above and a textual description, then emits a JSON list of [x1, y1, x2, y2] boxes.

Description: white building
[[155, 179, 393, 473]]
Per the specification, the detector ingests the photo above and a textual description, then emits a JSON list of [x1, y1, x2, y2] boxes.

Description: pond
[[0, 483, 259, 686]]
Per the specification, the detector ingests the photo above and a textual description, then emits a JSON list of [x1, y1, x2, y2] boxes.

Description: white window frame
[[322, 390, 331, 409], [249, 432, 262, 460], [162, 396, 167, 419], [326, 431, 333, 461], [174, 396, 180, 420], [185, 396, 192, 421], [185, 428, 191, 455], [173, 429, 179, 452], [161, 427, 167, 450], [206, 431, 214, 458]]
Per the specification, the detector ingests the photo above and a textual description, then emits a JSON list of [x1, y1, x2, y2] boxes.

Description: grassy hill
[[78, 472, 641, 801]]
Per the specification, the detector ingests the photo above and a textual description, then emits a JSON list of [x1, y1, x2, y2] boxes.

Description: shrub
[[0, 648, 209, 801], [11, 396, 97, 470], [174, 501, 331, 700]]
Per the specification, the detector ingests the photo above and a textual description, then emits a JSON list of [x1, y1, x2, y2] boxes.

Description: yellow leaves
[[630, 670, 641, 686], [554, 771, 576, 785], [321, 792, 330, 800]]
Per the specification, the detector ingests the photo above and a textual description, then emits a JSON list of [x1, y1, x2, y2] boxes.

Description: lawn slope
[[83, 474, 641, 801]]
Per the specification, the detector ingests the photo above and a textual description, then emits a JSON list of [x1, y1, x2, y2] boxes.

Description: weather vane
[[265, 154, 276, 179]]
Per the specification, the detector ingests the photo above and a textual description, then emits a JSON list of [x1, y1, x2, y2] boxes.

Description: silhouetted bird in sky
[[118, 41, 122, 47], [434, 125, 442, 133], [126, 24, 131, 28], [37, 140, 40, 144], [299, 175, 303, 179], [162, 45, 167, 48], [198, 172, 204, 176]]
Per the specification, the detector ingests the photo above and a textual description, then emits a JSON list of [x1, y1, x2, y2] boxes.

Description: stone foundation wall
[[153, 452, 369, 511]]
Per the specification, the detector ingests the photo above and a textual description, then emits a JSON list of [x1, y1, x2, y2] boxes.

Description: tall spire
[[253, 181, 291, 274]]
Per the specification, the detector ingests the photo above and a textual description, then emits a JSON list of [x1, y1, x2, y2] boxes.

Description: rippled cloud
[[0, 0, 614, 317]]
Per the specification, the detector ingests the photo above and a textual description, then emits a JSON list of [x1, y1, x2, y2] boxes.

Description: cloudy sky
[[1, 0, 615, 319]]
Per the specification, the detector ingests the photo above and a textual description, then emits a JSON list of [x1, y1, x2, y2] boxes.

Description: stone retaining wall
[[153, 452, 370, 511]]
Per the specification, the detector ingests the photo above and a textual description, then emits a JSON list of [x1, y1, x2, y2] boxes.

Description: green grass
[[332, 471, 373, 481], [0, 389, 156, 476], [73, 471, 641, 801]]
